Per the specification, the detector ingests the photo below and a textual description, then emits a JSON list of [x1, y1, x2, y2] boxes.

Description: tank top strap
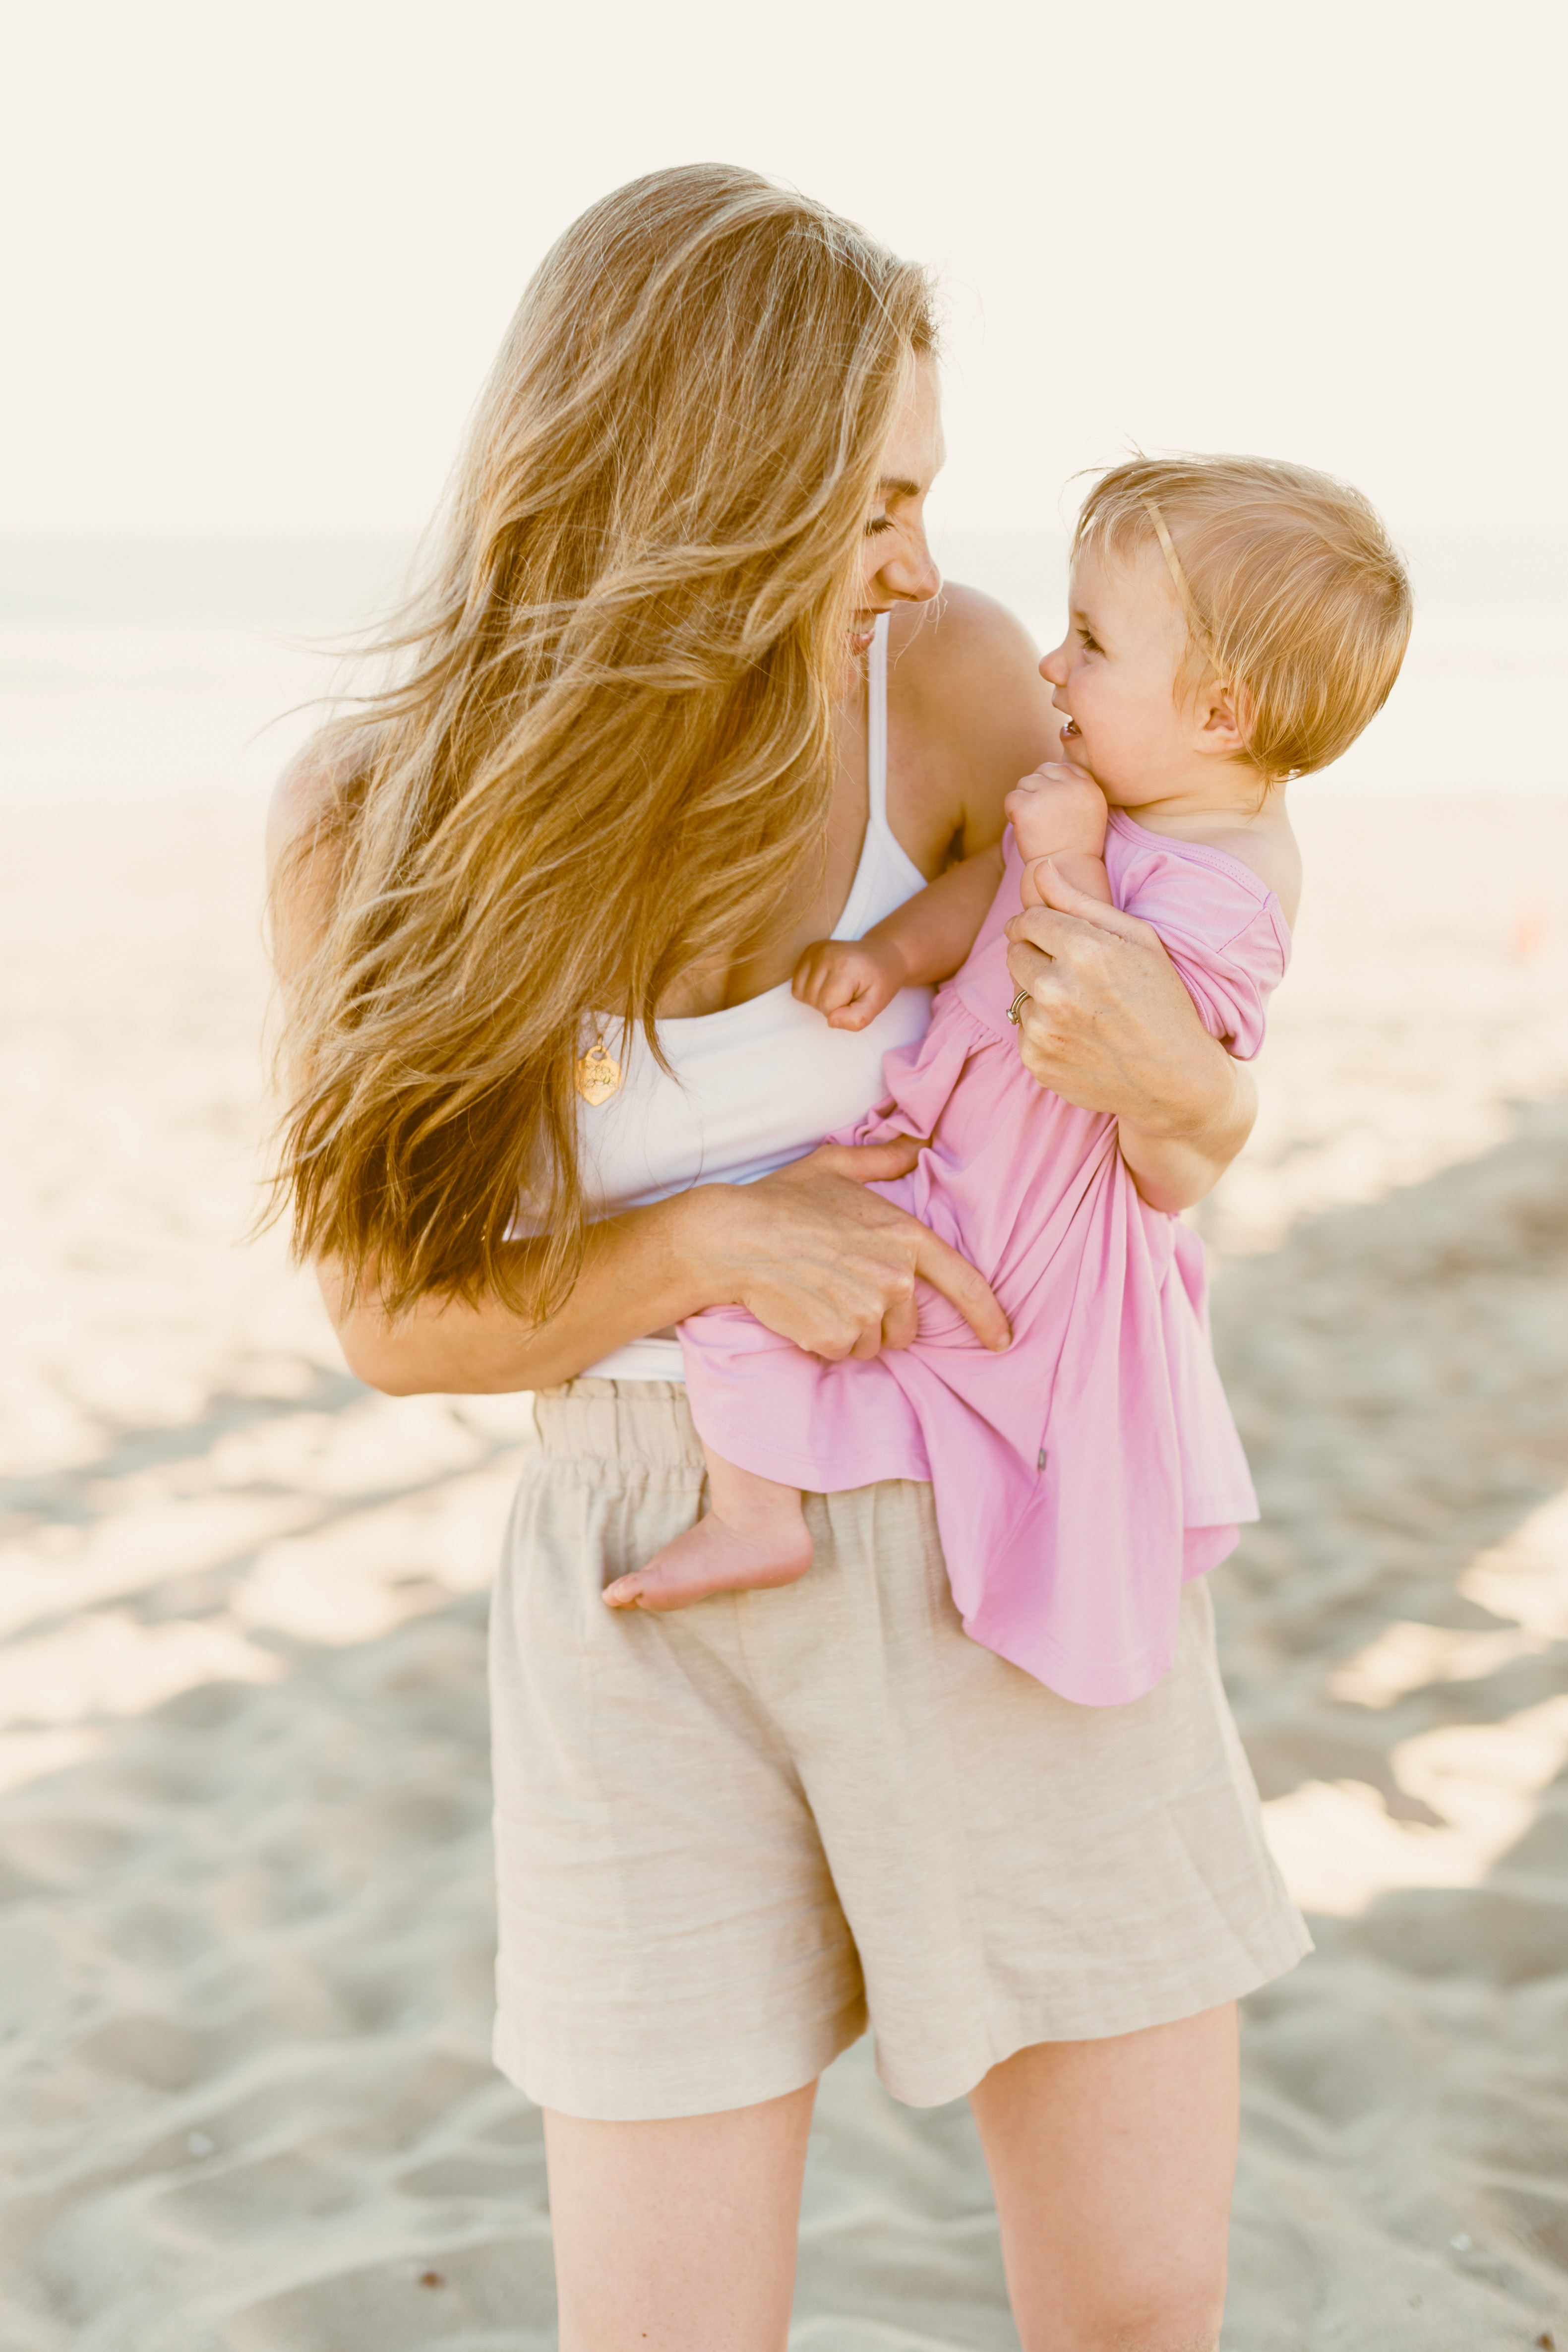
[[831, 609, 926, 943], [867, 610, 891, 834]]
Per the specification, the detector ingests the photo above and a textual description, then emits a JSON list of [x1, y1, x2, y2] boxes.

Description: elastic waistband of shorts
[[531, 1377, 706, 1470]]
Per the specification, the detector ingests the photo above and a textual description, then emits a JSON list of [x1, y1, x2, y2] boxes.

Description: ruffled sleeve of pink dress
[[678, 812, 1292, 1705]]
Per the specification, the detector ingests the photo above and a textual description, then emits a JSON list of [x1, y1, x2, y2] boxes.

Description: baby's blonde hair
[[1073, 455, 1412, 780]]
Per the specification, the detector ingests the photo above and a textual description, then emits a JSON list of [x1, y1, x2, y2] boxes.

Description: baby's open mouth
[[1060, 717, 1082, 739]]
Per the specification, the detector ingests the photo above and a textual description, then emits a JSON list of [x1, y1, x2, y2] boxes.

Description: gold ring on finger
[[1007, 985, 1031, 1026]]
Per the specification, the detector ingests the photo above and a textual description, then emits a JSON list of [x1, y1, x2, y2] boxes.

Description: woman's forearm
[[322, 1135, 1010, 1396], [1002, 883, 1261, 1215], [1116, 1054, 1257, 1215], [323, 1189, 712, 1396]]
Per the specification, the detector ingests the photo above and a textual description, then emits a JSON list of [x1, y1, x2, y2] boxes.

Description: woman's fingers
[[910, 1227, 1011, 1352], [877, 1284, 921, 1354], [810, 1136, 924, 1183], [732, 1141, 1005, 1360], [1001, 909, 1130, 1108], [1001, 886, 1233, 1138], [1015, 860, 1163, 946], [1018, 856, 1048, 911], [812, 1146, 1010, 1353]]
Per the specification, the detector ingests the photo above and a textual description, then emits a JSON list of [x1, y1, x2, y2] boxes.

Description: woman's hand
[[326, 1134, 1008, 1396], [1004, 861, 1255, 1213], [680, 1138, 1011, 1360]]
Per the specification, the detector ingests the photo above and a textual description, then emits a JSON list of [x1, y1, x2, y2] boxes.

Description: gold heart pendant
[[575, 1042, 622, 1105]]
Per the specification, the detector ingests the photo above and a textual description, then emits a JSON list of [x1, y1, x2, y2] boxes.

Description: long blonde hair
[[273, 165, 935, 1320]]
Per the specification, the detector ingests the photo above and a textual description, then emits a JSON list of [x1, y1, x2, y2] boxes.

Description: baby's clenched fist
[[1005, 762, 1109, 862], [792, 935, 907, 1031]]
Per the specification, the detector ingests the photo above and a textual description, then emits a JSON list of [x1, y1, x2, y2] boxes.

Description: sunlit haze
[[6, 0, 1564, 542], [3, 0, 1563, 800]]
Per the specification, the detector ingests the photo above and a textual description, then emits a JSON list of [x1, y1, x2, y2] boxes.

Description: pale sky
[[5, 0, 1564, 543]]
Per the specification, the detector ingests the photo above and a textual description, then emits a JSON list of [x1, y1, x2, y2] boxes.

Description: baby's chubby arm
[[1006, 762, 1113, 910], [794, 765, 1115, 1032], [793, 843, 1005, 1032]]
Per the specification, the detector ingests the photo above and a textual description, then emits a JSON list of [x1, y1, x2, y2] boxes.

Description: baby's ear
[[1197, 682, 1252, 757]]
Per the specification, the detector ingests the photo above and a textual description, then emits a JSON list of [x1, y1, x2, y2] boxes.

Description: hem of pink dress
[[691, 1405, 932, 1495], [958, 1521, 1245, 1707], [1182, 1521, 1244, 1580], [959, 1601, 1177, 1708], [697, 1399, 1258, 1705]]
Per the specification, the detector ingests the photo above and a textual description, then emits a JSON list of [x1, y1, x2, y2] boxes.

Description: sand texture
[[2, 790, 1568, 2349]]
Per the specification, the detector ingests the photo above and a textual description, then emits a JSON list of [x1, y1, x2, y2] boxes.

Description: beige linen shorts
[[490, 1378, 1309, 2121]]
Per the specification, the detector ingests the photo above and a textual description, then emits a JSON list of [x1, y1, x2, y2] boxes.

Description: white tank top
[[581, 613, 931, 1380]]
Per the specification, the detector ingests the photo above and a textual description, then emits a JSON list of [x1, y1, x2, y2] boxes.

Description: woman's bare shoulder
[[268, 743, 338, 875], [888, 584, 1060, 847], [267, 733, 365, 977], [890, 581, 1043, 699]]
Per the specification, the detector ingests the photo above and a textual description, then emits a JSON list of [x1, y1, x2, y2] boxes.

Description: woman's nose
[[880, 532, 941, 604]]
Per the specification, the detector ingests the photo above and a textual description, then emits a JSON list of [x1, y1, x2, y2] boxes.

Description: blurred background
[[3, 0, 1564, 801], [3, 5, 1568, 2347]]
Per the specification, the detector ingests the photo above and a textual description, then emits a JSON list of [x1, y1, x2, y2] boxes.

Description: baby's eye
[[1077, 628, 1101, 653]]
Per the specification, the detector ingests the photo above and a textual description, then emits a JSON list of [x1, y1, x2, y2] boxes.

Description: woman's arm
[[889, 585, 1061, 864], [890, 594, 1254, 1210], [269, 749, 1009, 1398], [1003, 868, 1256, 1215], [326, 1139, 1011, 1393]]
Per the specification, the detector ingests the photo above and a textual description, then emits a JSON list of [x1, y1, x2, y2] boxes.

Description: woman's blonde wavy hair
[[272, 164, 936, 1321]]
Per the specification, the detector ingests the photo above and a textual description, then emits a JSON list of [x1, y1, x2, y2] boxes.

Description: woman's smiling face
[[850, 354, 944, 656], [1039, 539, 1196, 804]]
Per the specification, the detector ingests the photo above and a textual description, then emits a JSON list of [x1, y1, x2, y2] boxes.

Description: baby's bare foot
[[603, 1513, 814, 1612]]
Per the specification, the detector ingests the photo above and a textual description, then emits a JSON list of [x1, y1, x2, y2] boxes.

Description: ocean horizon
[[1, 529, 1563, 802]]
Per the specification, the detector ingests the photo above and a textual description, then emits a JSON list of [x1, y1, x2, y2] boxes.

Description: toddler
[[603, 455, 1411, 1704]]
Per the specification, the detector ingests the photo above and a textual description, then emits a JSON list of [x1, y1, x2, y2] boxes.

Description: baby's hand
[[1005, 762, 1109, 863], [793, 936, 906, 1030]]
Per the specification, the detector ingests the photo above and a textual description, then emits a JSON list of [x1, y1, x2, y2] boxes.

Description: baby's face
[[1039, 541, 1201, 807]]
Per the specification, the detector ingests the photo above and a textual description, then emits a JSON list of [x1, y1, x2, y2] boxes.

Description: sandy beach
[[2, 785, 1567, 2349]]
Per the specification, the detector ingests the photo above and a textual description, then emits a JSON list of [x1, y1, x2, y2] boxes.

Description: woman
[[270, 165, 1307, 2351]]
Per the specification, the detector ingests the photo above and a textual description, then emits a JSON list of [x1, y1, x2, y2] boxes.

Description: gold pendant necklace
[[574, 1016, 622, 1106]]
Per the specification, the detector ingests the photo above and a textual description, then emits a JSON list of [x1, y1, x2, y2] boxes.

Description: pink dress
[[678, 812, 1291, 1706]]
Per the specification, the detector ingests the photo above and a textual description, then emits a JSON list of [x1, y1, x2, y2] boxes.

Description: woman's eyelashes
[[865, 514, 895, 537]]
